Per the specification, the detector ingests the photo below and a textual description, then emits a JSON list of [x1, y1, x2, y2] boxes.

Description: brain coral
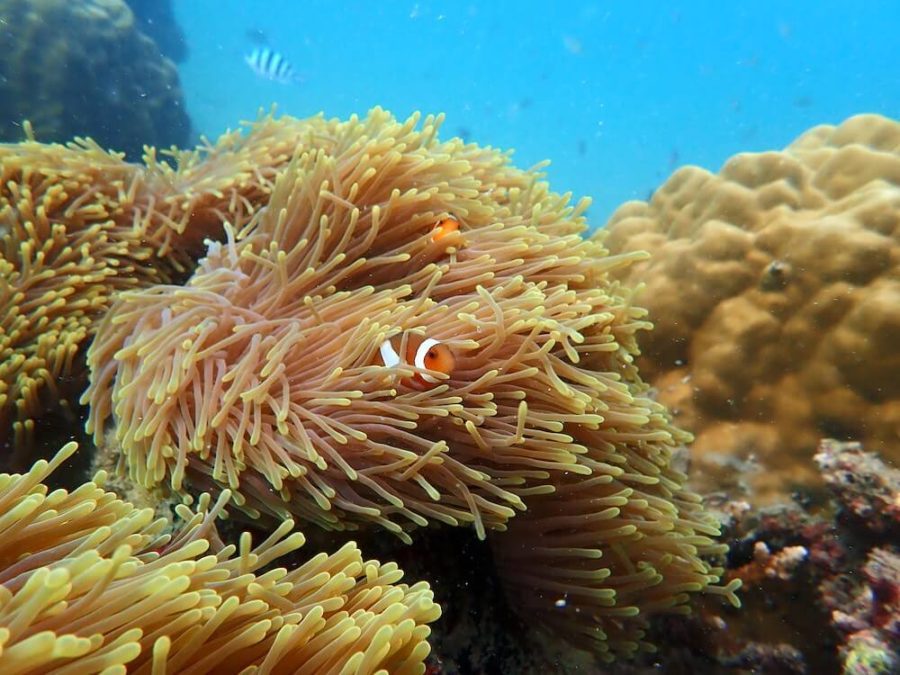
[[0, 113, 317, 465], [602, 114, 900, 500], [84, 108, 737, 660], [0, 442, 439, 673]]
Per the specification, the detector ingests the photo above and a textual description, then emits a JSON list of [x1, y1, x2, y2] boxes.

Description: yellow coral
[[602, 113, 900, 500], [0, 442, 439, 673]]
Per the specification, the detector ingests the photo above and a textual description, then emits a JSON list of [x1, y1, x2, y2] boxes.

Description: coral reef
[[0, 442, 439, 673], [814, 438, 900, 536], [601, 114, 900, 501], [643, 438, 899, 674], [829, 548, 900, 675], [0, 113, 315, 465], [0, 0, 190, 158], [82, 108, 737, 660]]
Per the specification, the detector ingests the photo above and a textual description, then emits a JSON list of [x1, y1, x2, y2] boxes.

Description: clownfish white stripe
[[379, 339, 401, 368], [415, 338, 441, 383]]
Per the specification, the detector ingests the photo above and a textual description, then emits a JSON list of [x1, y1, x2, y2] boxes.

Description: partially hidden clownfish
[[430, 216, 460, 243], [377, 334, 455, 389]]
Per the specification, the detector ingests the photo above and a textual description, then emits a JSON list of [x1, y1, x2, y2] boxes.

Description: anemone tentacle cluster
[[0, 112, 321, 462], [81, 108, 737, 659], [0, 442, 439, 673]]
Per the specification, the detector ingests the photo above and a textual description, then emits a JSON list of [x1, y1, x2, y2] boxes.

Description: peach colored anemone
[[84, 108, 737, 660]]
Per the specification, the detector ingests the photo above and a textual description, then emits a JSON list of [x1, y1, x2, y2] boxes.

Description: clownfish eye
[[414, 338, 455, 383], [430, 216, 460, 242]]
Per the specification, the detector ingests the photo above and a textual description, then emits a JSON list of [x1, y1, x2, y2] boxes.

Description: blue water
[[175, 1, 900, 224]]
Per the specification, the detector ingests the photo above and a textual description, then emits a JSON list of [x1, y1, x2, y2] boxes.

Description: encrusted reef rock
[[0, 0, 190, 157], [629, 438, 899, 675], [601, 114, 900, 500], [815, 438, 900, 536]]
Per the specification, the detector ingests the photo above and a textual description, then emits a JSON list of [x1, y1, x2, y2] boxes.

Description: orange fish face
[[430, 216, 460, 243], [377, 333, 455, 389]]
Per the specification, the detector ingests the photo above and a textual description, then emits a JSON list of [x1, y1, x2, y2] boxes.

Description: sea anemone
[[0, 441, 439, 673], [84, 107, 737, 658], [0, 112, 320, 464]]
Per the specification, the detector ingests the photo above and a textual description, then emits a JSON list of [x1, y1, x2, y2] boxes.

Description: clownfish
[[378, 334, 455, 389], [430, 216, 460, 243]]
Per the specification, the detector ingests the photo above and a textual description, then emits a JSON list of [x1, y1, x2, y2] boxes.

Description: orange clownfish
[[430, 216, 460, 243], [378, 334, 455, 389]]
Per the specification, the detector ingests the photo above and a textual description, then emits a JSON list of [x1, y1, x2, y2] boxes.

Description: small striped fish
[[244, 47, 300, 84]]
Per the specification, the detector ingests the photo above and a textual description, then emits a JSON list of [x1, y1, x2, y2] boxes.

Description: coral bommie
[[602, 114, 900, 500]]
